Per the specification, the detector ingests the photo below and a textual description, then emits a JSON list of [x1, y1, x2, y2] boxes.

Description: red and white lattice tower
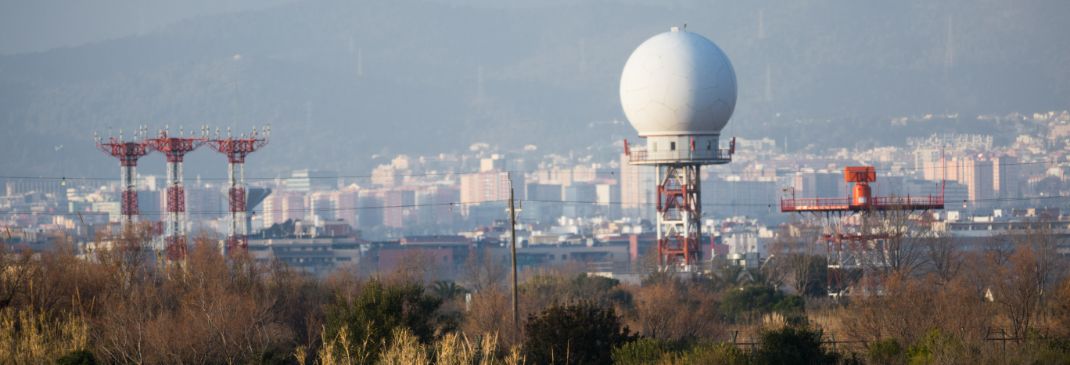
[[147, 127, 207, 260], [208, 126, 270, 255], [780, 166, 944, 296], [620, 27, 737, 271], [95, 127, 152, 226]]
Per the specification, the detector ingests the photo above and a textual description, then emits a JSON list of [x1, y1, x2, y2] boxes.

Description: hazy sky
[[1, 0, 1068, 177], [0, 0, 292, 54]]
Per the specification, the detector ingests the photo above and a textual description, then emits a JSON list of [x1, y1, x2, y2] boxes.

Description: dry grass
[[0, 307, 88, 363]]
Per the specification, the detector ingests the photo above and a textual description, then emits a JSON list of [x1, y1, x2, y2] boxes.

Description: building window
[[706, 140, 712, 150], [670, 142, 676, 151]]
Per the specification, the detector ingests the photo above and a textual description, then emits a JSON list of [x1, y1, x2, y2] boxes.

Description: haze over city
[[1, 1, 1069, 364]]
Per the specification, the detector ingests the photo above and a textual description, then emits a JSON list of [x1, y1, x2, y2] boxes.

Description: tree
[[986, 229, 1062, 340], [631, 280, 722, 342], [719, 285, 803, 323], [921, 234, 961, 283], [460, 247, 507, 293], [1052, 275, 1070, 338], [523, 302, 634, 365], [753, 325, 839, 365], [766, 221, 826, 296], [324, 279, 443, 363], [430, 280, 468, 301]]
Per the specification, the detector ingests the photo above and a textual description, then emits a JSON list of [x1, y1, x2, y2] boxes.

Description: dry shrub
[[0, 307, 89, 363], [842, 273, 990, 349], [379, 327, 431, 364], [1052, 275, 1070, 338], [462, 286, 519, 346], [91, 239, 295, 363], [631, 280, 723, 342]]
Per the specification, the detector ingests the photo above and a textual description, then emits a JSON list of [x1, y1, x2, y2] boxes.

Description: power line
[[4, 193, 1070, 218], [1, 200, 507, 217], [0, 158, 1059, 183], [0, 169, 533, 183], [533, 194, 1070, 207]]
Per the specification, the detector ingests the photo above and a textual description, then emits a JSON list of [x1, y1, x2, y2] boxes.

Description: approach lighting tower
[[780, 166, 944, 295], [94, 127, 152, 226], [208, 126, 270, 255], [619, 26, 737, 271], [147, 127, 208, 260]]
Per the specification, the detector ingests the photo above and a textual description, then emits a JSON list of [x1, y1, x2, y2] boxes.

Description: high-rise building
[[371, 165, 400, 187], [962, 158, 994, 203], [705, 177, 776, 219], [992, 155, 1020, 199], [595, 183, 622, 219], [526, 183, 563, 223], [286, 169, 338, 192], [310, 191, 336, 223], [414, 185, 460, 228], [383, 189, 416, 229], [618, 153, 654, 220], [480, 155, 506, 172], [262, 191, 307, 227], [460, 171, 512, 204], [563, 183, 597, 218], [331, 187, 361, 228], [357, 191, 383, 229], [792, 170, 844, 198]]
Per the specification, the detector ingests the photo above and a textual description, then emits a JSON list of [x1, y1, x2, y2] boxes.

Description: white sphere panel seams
[[620, 29, 737, 137]]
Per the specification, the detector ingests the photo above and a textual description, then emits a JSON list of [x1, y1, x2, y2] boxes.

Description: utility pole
[[508, 175, 520, 341]]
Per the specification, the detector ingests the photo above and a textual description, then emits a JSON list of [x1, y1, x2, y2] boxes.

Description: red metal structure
[[95, 128, 152, 225], [625, 137, 735, 271], [147, 127, 207, 260], [207, 127, 269, 255], [780, 166, 944, 295]]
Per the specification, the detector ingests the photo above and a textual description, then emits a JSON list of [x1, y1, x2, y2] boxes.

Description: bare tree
[[987, 226, 1064, 340], [630, 280, 722, 341], [868, 205, 928, 279], [921, 233, 962, 283], [460, 247, 506, 293]]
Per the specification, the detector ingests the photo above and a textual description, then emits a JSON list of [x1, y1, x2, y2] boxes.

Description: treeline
[[1, 228, 1070, 364]]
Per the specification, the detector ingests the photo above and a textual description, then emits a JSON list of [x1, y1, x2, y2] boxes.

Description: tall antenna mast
[[95, 129, 153, 228], [147, 126, 208, 260], [207, 125, 270, 255]]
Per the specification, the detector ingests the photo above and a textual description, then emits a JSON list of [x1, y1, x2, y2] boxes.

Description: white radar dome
[[620, 27, 737, 137]]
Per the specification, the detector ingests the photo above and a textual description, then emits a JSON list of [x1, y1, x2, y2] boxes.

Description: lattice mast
[[147, 126, 207, 260], [617, 27, 740, 272], [780, 166, 945, 295], [207, 126, 269, 255], [626, 138, 734, 270], [95, 127, 152, 225]]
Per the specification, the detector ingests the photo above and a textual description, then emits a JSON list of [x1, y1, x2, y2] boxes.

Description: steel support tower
[[207, 127, 269, 255], [626, 137, 734, 271], [94, 128, 152, 226], [147, 128, 206, 260], [780, 166, 944, 295]]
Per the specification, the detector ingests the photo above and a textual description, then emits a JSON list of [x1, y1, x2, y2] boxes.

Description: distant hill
[[1, 0, 1068, 177]]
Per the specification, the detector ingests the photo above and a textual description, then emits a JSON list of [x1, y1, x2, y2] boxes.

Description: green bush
[[754, 325, 839, 365], [674, 342, 746, 365], [324, 279, 443, 363], [612, 338, 673, 365], [56, 349, 96, 365], [720, 285, 805, 322], [523, 301, 634, 365], [867, 339, 904, 365]]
